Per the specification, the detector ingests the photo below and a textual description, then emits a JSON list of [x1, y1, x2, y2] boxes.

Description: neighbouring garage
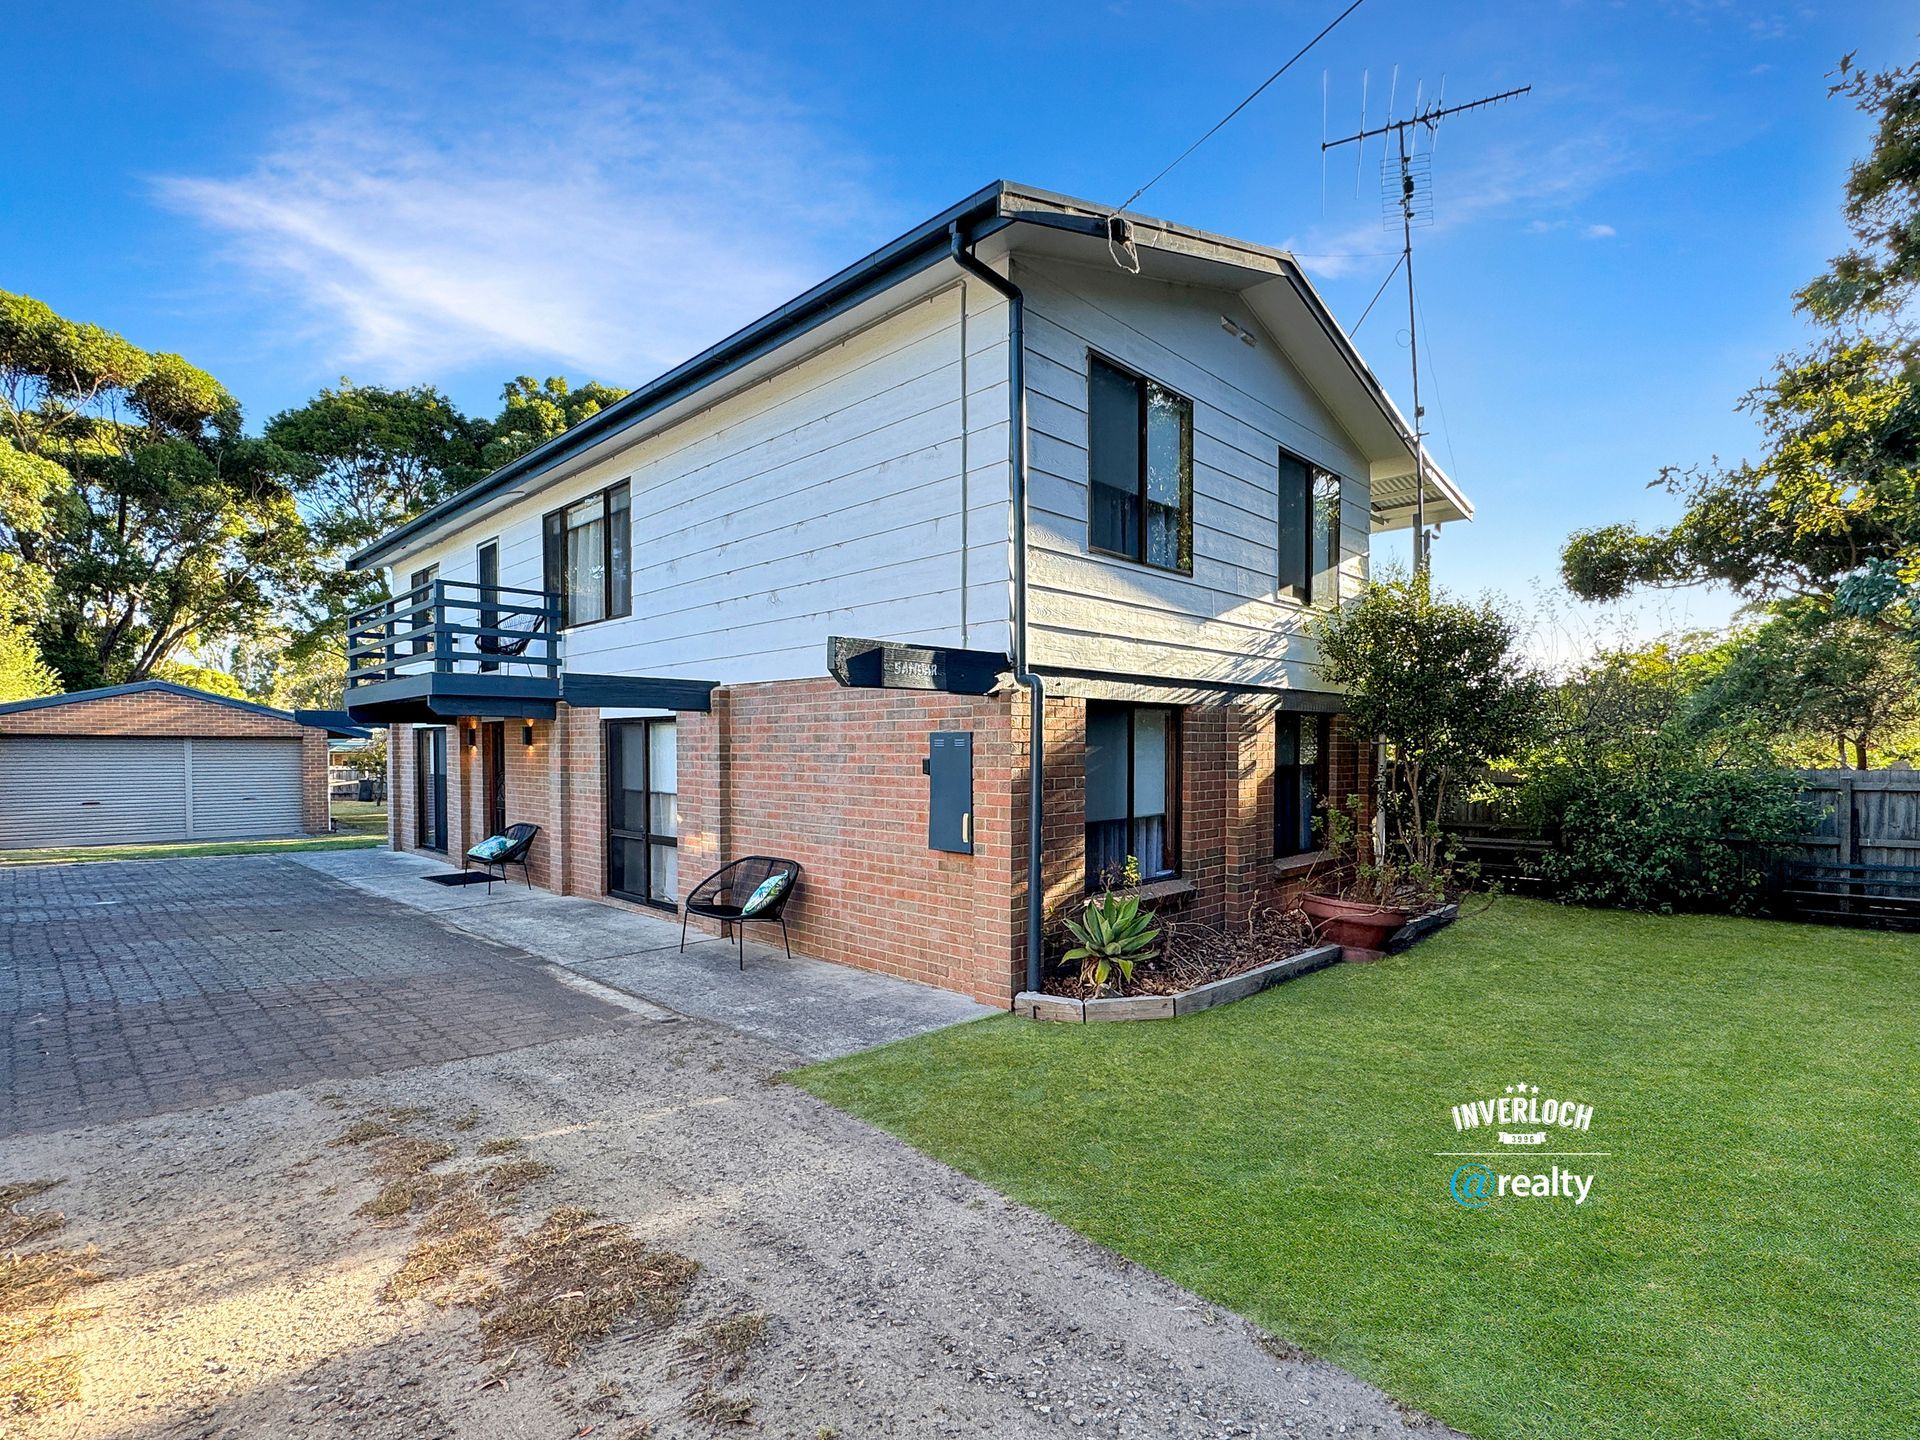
[[0, 681, 337, 849]]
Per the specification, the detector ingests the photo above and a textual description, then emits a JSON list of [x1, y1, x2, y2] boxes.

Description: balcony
[[346, 580, 563, 723], [344, 580, 718, 723]]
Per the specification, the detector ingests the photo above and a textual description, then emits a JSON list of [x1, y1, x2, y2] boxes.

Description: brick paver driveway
[[0, 855, 628, 1138]]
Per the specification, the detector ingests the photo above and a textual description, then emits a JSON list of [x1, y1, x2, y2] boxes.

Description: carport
[[0, 681, 341, 847]]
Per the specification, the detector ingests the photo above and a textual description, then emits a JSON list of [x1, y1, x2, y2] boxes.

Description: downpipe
[[949, 223, 1047, 997]]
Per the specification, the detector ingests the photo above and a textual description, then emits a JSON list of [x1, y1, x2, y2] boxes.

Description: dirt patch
[[0, 1002, 1456, 1440], [477, 1205, 700, 1366], [0, 1178, 102, 1419]]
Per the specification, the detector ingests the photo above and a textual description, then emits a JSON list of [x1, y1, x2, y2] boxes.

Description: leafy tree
[[266, 380, 490, 661], [1561, 54, 1920, 641], [1688, 608, 1920, 769], [150, 658, 248, 699], [0, 290, 308, 691], [482, 376, 628, 470], [1313, 569, 1546, 878], [267, 380, 489, 557]]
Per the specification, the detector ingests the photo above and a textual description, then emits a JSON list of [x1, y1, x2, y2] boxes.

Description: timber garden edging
[[1015, 903, 1464, 1022]]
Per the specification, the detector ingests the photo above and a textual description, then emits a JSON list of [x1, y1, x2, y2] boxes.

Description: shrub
[[1516, 756, 1804, 914]]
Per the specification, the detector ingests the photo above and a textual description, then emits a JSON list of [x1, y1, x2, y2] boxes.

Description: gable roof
[[0, 680, 305, 724], [350, 180, 1467, 569]]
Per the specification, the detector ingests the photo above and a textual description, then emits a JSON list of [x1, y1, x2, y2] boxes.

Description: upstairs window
[[543, 481, 631, 627], [1088, 355, 1193, 573], [1085, 701, 1180, 887], [1277, 449, 1342, 605], [1275, 713, 1331, 857]]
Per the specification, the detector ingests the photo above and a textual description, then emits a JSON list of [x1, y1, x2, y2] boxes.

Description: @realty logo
[[1441, 1081, 1605, 1208]]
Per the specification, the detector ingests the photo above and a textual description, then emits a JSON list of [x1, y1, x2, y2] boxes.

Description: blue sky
[[5, 0, 1911, 658]]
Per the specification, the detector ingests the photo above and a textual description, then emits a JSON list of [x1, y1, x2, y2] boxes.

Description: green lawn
[[0, 833, 382, 865], [330, 798, 389, 836], [794, 899, 1919, 1440]]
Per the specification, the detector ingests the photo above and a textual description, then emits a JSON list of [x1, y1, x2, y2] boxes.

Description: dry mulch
[[1042, 905, 1323, 999]]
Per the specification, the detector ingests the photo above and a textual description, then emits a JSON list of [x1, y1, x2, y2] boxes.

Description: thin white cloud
[[155, 21, 880, 383], [1585, 223, 1617, 239]]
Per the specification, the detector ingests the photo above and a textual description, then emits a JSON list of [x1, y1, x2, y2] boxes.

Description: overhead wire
[[1107, 0, 1371, 223]]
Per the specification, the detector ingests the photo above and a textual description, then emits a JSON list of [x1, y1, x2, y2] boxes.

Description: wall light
[[463, 725, 477, 749], [522, 722, 535, 747]]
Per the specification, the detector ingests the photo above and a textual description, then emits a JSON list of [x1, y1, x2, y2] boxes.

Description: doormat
[[423, 872, 496, 887]]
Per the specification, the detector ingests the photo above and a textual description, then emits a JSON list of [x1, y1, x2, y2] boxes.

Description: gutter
[[948, 223, 1047, 997]]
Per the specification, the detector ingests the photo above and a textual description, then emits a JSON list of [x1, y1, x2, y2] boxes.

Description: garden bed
[[1022, 902, 1461, 1023], [1040, 905, 1321, 1000]]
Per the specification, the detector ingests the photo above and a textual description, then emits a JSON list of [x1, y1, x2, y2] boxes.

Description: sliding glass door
[[415, 727, 447, 852], [607, 719, 677, 908]]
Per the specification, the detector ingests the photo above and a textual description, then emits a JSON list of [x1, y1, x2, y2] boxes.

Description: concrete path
[[291, 847, 997, 1059]]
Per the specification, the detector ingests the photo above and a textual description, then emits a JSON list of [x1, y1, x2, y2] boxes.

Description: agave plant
[[1062, 893, 1161, 996]]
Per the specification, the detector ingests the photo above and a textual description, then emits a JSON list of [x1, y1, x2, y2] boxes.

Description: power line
[[1111, 0, 1371, 217]]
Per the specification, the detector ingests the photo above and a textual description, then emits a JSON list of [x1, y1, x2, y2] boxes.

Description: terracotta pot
[[1300, 892, 1412, 963]]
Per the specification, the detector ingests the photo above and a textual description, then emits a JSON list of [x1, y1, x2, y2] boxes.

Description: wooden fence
[[1772, 768, 1920, 927], [1437, 766, 1920, 928]]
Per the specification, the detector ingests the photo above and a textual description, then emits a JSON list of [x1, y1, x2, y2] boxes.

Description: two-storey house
[[344, 181, 1470, 1007]]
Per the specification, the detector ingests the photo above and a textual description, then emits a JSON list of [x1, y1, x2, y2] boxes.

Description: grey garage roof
[[0, 680, 315, 726]]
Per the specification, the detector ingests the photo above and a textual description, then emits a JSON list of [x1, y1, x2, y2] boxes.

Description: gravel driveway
[[0, 856, 1454, 1440]]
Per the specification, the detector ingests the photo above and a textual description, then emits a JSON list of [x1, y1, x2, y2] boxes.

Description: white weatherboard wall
[[390, 280, 1013, 687], [1019, 256, 1372, 692]]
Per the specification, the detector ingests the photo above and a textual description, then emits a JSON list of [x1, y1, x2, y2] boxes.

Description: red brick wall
[[382, 685, 1374, 1007], [687, 680, 1021, 1005], [1025, 695, 1376, 961], [0, 689, 332, 833]]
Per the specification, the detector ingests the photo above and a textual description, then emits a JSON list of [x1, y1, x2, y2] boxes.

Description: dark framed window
[[607, 718, 678, 908], [476, 539, 500, 672], [1088, 354, 1193, 573], [543, 481, 631, 627], [405, 564, 437, 656], [1275, 713, 1331, 857], [1277, 449, 1343, 605], [1085, 701, 1179, 887]]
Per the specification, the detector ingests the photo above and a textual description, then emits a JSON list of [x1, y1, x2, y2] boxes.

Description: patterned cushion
[[468, 835, 513, 862], [738, 872, 792, 917]]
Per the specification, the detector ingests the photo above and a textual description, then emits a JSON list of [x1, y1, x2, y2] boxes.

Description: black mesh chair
[[680, 857, 802, 970], [474, 612, 549, 673], [464, 823, 540, 893]]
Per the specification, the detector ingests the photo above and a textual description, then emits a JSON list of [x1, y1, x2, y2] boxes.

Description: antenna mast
[[1322, 83, 1529, 572]]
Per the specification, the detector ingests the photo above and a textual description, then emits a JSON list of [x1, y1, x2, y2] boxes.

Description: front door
[[415, 727, 448, 851], [483, 721, 507, 837], [607, 718, 677, 908]]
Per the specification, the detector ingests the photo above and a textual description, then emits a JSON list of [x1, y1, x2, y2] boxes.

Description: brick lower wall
[[1021, 694, 1375, 957], [0, 689, 332, 833], [687, 680, 1020, 1005], [381, 682, 1373, 1007]]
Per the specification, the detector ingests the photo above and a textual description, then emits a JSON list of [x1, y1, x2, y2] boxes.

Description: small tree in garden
[[1313, 570, 1545, 883]]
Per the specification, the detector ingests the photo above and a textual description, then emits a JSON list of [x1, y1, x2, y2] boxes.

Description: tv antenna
[[1322, 81, 1530, 571]]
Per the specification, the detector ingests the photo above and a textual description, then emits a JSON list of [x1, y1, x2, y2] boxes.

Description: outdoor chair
[[464, 823, 540, 893], [473, 611, 549, 674], [680, 856, 802, 970]]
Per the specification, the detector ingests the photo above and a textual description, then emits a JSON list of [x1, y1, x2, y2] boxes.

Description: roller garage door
[[0, 735, 305, 848]]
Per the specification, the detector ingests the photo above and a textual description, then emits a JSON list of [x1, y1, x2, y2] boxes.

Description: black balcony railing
[[347, 580, 561, 688]]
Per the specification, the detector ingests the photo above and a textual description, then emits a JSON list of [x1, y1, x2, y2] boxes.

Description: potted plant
[[1305, 569, 1546, 960]]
